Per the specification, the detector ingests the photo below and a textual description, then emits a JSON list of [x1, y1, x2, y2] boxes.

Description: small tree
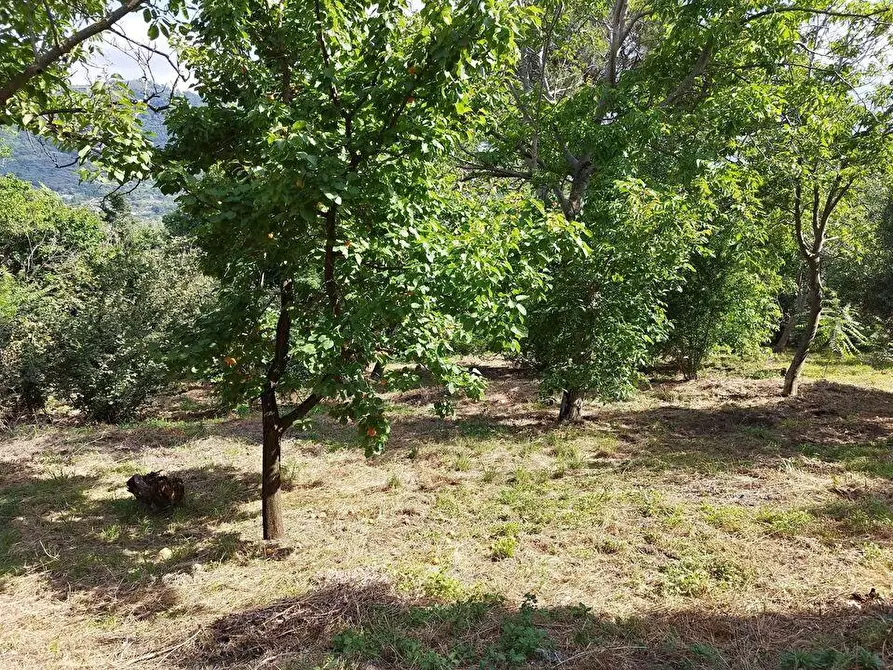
[[0, 179, 210, 420], [159, 0, 529, 539], [524, 179, 700, 418], [755, 9, 893, 396], [51, 196, 211, 422], [0, 175, 103, 414]]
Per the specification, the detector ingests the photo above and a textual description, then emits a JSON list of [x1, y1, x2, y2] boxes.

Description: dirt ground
[[1, 355, 891, 669]]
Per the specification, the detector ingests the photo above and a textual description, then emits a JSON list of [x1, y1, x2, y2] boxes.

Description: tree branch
[[0, 0, 147, 108]]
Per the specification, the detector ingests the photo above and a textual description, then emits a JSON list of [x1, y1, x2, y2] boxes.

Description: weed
[[396, 567, 468, 602], [779, 646, 882, 669], [800, 440, 893, 479], [662, 556, 749, 597], [818, 497, 893, 534], [634, 489, 682, 525], [552, 442, 583, 469], [740, 425, 778, 443], [595, 537, 624, 554], [453, 455, 472, 472], [480, 595, 551, 668], [755, 507, 812, 535], [384, 472, 402, 490], [99, 524, 121, 543], [490, 535, 518, 561]]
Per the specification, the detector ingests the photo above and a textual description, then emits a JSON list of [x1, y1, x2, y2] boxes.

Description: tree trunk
[[773, 277, 806, 353], [783, 265, 821, 397], [261, 390, 284, 540], [558, 388, 585, 423]]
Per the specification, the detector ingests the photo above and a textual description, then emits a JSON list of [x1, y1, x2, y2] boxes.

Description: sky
[[72, 13, 183, 88]]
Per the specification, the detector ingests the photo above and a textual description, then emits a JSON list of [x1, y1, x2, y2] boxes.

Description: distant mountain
[[0, 85, 200, 221]]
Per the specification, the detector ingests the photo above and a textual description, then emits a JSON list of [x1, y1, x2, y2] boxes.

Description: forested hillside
[[0, 86, 200, 220]]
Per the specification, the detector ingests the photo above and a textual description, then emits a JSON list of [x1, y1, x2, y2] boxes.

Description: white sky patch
[[71, 13, 184, 88]]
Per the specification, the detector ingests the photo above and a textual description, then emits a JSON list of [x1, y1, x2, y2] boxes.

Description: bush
[[663, 205, 783, 379], [524, 178, 700, 402], [0, 176, 104, 415], [50, 198, 212, 422], [0, 180, 211, 422]]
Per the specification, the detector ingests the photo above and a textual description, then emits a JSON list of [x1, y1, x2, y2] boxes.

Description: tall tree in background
[[460, 0, 831, 421], [752, 8, 893, 396], [159, 0, 535, 539]]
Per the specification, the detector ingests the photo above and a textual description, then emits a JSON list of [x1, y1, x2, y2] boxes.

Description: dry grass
[[1, 354, 892, 669]]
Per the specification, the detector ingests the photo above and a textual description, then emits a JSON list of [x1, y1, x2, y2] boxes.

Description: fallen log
[[126, 472, 185, 511]]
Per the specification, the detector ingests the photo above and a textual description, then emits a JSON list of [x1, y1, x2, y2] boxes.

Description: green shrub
[[51, 215, 211, 421], [0, 181, 212, 422], [663, 185, 783, 380]]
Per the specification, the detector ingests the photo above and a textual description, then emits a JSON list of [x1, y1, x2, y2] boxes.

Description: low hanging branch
[[0, 0, 147, 108]]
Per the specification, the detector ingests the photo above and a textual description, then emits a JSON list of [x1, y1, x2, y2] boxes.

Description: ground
[[1, 355, 892, 670]]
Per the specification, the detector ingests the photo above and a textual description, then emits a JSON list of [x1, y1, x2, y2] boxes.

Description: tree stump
[[126, 472, 185, 511]]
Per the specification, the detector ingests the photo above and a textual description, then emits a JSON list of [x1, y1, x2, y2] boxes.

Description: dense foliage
[[0, 179, 209, 421], [663, 169, 784, 380], [157, 0, 544, 537], [3, 0, 893, 540]]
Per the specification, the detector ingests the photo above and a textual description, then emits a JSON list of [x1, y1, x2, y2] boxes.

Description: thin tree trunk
[[261, 390, 285, 540], [783, 265, 821, 397], [370, 361, 384, 381], [782, 171, 848, 397], [558, 388, 584, 422], [773, 275, 806, 353]]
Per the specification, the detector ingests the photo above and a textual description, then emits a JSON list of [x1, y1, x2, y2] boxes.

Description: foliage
[[525, 178, 700, 401], [0, 178, 209, 420], [814, 295, 867, 359], [333, 594, 550, 669], [0, 175, 104, 413], [51, 197, 211, 421], [743, 4, 893, 393], [459, 0, 832, 411], [663, 168, 783, 379], [158, 0, 539, 455], [0, 1, 189, 182], [0, 87, 201, 220], [779, 646, 883, 670]]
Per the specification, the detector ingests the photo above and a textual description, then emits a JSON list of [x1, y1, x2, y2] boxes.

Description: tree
[[663, 168, 784, 380], [753, 8, 893, 396], [51, 195, 211, 422], [0, 174, 103, 413], [1, 0, 185, 181], [158, 0, 531, 539], [460, 0, 838, 420]]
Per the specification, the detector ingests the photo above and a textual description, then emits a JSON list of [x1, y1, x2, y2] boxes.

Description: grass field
[[1, 354, 892, 669]]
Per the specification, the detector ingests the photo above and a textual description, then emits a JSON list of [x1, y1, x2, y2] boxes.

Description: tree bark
[[558, 388, 585, 422], [261, 390, 285, 540], [781, 169, 852, 397], [783, 263, 821, 397], [370, 361, 384, 381]]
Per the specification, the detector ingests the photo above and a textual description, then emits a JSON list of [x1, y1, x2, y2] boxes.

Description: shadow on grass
[[0, 460, 274, 618], [341, 378, 893, 478], [173, 577, 893, 670], [595, 380, 893, 475]]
